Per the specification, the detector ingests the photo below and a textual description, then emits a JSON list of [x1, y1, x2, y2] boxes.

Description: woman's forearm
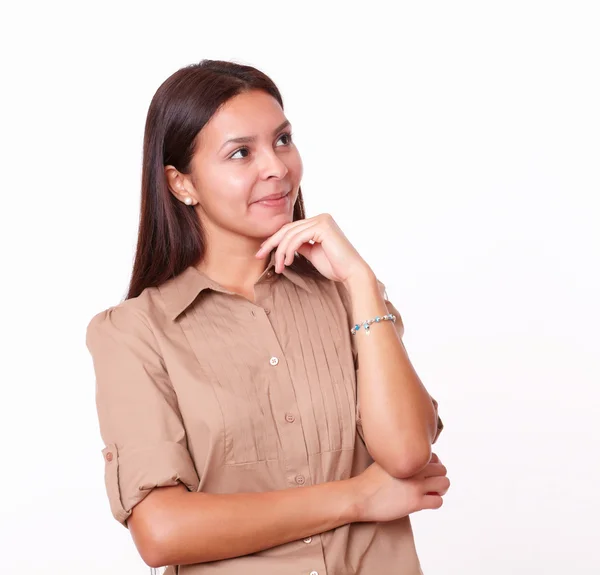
[[131, 478, 359, 568], [344, 268, 438, 477]]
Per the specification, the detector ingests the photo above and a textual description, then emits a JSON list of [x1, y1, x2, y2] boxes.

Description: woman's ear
[[164, 165, 196, 205]]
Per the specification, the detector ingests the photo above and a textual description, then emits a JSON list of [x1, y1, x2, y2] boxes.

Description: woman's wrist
[[342, 264, 377, 297], [335, 476, 363, 525]]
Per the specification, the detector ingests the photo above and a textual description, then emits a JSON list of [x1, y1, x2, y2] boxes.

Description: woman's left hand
[[255, 213, 372, 283]]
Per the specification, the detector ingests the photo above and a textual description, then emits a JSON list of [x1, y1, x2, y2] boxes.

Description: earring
[[184, 197, 193, 205]]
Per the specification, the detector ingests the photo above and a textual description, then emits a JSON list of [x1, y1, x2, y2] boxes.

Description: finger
[[281, 225, 320, 269], [417, 462, 447, 478], [257, 220, 310, 261], [296, 242, 314, 260], [256, 217, 316, 257], [421, 494, 444, 510], [274, 223, 319, 272], [255, 223, 295, 258], [423, 475, 451, 496]]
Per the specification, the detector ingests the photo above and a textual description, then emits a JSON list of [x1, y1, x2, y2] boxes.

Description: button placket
[[255, 281, 310, 491], [253, 280, 273, 320]]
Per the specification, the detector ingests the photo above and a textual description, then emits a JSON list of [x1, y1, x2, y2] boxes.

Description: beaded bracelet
[[350, 313, 396, 336]]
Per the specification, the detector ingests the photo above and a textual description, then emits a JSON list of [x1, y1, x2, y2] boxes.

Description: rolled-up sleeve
[[86, 305, 200, 528]]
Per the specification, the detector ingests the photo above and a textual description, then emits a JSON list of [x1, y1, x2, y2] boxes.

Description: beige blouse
[[86, 250, 443, 574]]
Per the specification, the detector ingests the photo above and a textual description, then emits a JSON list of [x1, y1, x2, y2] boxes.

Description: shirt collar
[[159, 249, 312, 320]]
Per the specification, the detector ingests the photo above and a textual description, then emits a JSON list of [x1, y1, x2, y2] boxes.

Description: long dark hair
[[125, 59, 321, 301]]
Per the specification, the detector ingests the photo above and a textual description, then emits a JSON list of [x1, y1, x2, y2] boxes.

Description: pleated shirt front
[[85, 251, 443, 575]]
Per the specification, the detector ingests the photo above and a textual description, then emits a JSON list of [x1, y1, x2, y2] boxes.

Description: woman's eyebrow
[[219, 120, 291, 151]]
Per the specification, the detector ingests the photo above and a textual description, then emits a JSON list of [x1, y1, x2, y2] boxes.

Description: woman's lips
[[253, 192, 290, 208]]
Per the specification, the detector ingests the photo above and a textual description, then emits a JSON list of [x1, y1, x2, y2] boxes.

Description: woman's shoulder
[[85, 285, 165, 350]]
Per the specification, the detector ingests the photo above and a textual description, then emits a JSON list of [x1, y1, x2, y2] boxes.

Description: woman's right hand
[[352, 453, 450, 523]]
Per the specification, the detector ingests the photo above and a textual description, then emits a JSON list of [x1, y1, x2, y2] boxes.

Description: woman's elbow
[[390, 451, 432, 478], [371, 441, 432, 479], [128, 512, 170, 568], [128, 485, 189, 568], [140, 547, 167, 570]]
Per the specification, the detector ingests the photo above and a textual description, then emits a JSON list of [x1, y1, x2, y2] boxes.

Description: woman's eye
[[276, 131, 293, 146], [230, 147, 249, 160], [229, 132, 292, 160]]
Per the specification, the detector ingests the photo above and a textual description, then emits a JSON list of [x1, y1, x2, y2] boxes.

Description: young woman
[[86, 59, 448, 574]]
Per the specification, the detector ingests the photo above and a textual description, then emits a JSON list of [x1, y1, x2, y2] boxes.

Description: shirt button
[[309, 571, 319, 575], [303, 537, 312, 544], [295, 474, 306, 485], [269, 357, 279, 366], [285, 413, 295, 423], [266, 270, 273, 278], [105, 452, 113, 462]]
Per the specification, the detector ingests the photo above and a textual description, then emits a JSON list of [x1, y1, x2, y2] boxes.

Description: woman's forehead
[[200, 91, 287, 146]]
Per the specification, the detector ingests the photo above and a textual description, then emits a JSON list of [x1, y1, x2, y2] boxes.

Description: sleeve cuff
[[102, 441, 200, 528]]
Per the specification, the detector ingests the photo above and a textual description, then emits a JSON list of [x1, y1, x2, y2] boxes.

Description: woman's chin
[[251, 211, 294, 232]]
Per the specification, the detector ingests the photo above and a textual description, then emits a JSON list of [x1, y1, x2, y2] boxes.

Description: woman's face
[[174, 89, 303, 241]]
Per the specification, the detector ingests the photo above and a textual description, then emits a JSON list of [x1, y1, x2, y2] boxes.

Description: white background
[[1, 1, 598, 573]]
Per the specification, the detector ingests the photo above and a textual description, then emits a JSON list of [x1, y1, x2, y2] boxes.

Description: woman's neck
[[195, 236, 270, 300]]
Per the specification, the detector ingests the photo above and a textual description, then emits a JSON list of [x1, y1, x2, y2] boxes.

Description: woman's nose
[[258, 149, 288, 180]]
